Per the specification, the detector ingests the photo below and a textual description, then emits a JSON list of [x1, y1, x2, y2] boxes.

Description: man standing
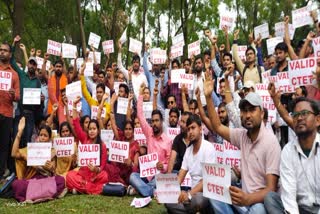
[[270, 42, 289, 76], [0, 42, 20, 178]]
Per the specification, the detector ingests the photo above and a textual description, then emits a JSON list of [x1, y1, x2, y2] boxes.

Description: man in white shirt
[[264, 97, 320, 214], [165, 114, 215, 214]]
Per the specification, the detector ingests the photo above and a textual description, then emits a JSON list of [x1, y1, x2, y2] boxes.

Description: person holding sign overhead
[[11, 117, 66, 203], [66, 96, 108, 195]]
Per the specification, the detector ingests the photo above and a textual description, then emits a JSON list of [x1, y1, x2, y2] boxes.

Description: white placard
[[219, 14, 235, 31], [88, 32, 101, 49], [129, 38, 142, 54], [102, 40, 114, 54], [117, 97, 129, 115], [62, 43, 77, 59], [166, 128, 180, 140], [274, 22, 295, 40], [150, 49, 167, 64], [53, 137, 74, 157], [170, 69, 186, 84], [0, 71, 12, 91], [172, 33, 185, 47], [276, 72, 295, 93], [88, 51, 101, 64], [47, 40, 61, 56], [66, 100, 82, 116], [35, 57, 51, 70], [139, 153, 160, 178], [119, 27, 127, 44], [255, 83, 277, 123], [23, 88, 41, 105], [188, 40, 201, 58], [84, 62, 94, 76], [70, 58, 84, 70], [143, 102, 153, 119], [155, 174, 180, 203], [134, 128, 147, 146], [181, 172, 192, 187], [170, 45, 183, 59], [288, 58, 316, 87], [27, 143, 52, 166], [202, 163, 232, 204], [101, 129, 114, 148], [130, 197, 152, 208], [213, 141, 241, 168], [78, 144, 100, 166], [254, 23, 269, 40], [292, 5, 313, 28], [66, 81, 82, 100], [237, 45, 247, 62], [91, 106, 106, 120], [108, 140, 129, 163], [313, 36, 320, 58], [266, 37, 283, 55]]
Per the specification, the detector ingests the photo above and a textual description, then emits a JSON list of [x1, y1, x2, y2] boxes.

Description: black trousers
[[0, 114, 13, 176]]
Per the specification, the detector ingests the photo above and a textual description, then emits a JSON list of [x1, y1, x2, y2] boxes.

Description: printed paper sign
[[266, 37, 283, 55], [219, 14, 235, 31], [36, 57, 51, 70], [202, 163, 232, 204], [84, 62, 94, 76], [108, 141, 129, 163], [53, 137, 74, 157], [23, 88, 41, 105], [101, 130, 114, 148], [66, 100, 82, 116], [170, 69, 186, 84], [134, 128, 147, 146], [91, 106, 106, 120], [171, 69, 194, 90], [261, 70, 271, 84], [27, 143, 52, 166], [276, 72, 295, 93], [88, 51, 101, 64], [88, 32, 101, 49], [129, 38, 142, 54], [288, 58, 316, 87], [102, 40, 114, 54], [117, 97, 129, 115], [47, 40, 61, 56], [119, 27, 127, 44], [212, 141, 241, 168], [66, 81, 82, 100], [254, 23, 269, 40], [292, 5, 313, 28], [139, 153, 159, 177], [313, 36, 320, 58], [150, 49, 167, 64], [188, 40, 201, 58], [62, 43, 77, 59], [172, 33, 185, 47], [143, 102, 153, 119], [166, 128, 180, 140], [155, 174, 180, 203], [237, 45, 247, 61], [70, 58, 84, 70], [130, 197, 152, 208], [181, 172, 192, 187], [255, 83, 276, 123], [78, 144, 100, 166], [274, 22, 295, 40], [170, 45, 183, 59]]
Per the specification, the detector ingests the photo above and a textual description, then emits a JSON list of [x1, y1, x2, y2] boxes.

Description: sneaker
[[127, 185, 136, 196], [72, 188, 78, 195], [2, 169, 10, 178], [58, 188, 68, 198]]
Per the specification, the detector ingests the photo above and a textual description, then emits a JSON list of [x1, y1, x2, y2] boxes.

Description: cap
[[243, 81, 255, 89], [239, 92, 263, 109], [28, 57, 37, 65]]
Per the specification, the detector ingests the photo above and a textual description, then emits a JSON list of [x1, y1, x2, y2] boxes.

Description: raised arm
[[137, 88, 152, 140], [284, 16, 298, 60], [181, 84, 190, 112], [126, 92, 134, 121], [232, 29, 245, 75], [153, 80, 159, 110], [109, 93, 120, 140], [195, 87, 214, 132], [205, 30, 222, 78], [12, 117, 26, 159], [299, 31, 315, 59]]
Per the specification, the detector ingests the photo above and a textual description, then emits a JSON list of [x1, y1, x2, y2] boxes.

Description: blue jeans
[[210, 199, 267, 214], [129, 172, 156, 197], [264, 192, 284, 214]]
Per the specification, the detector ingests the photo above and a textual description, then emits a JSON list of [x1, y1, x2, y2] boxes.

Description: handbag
[[25, 176, 57, 203], [102, 182, 126, 197]]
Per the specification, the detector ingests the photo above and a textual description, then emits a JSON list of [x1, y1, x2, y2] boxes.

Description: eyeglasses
[[168, 101, 174, 105], [291, 110, 315, 120]]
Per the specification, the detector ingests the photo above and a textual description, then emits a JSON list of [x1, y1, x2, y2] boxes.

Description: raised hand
[[219, 44, 225, 52], [233, 29, 240, 40], [36, 49, 42, 57], [268, 82, 280, 99], [284, 16, 290, 25], [13, 35, 21, 44], [18, 117, 26, 133], [139, 83, 146, 96], [203, 73, 214, 97], [204, 29, 212, 38], [52, 103, 59, 113], [19, 43, 26, 51], [306, 31, 316, 41], [73, 96, 81, 105], [30, 48, 36, 57]]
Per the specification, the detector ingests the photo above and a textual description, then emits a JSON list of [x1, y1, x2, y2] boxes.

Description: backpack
[[242, 65, 262, 83]]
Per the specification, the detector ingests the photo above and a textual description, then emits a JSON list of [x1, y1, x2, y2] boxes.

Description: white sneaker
[[2, 169, 10, 178], [58, 188, 68, 198], [127, 185, 137, 196], [72, 188, 78, 195]]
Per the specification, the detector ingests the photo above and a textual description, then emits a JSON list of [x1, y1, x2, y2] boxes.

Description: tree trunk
[[76, 0, 86, 57], [167, 0, 172, 56], [181, 0, 188, 58], [142, 0, 147, 54]]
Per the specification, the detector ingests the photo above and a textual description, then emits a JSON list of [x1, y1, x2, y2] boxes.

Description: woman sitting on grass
[[11, 117, 66, 203], [66, 96, 109, 194]]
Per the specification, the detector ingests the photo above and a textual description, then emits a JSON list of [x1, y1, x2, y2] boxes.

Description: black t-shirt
[[172, 133, 188, 171]]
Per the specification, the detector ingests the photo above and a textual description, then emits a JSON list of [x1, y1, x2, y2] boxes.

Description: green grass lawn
[[0, 194, 167, 214]]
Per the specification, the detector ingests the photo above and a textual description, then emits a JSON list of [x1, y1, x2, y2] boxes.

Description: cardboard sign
[[219, 14, 235, 31], [102, 40, 114, 54], [78, 144, 100, 166], [129, 38, 142, 54], [101, 129, 114, 148], [91, 106, 106, 120], [47, 40, 61, 56], [266, 37, 283, 55], [88, 32, 101, 49], [155, 174, 180, 203], [312, 36, 320, 58], [288, 58, 316, 87], [88, 51, 101, 64], [35, 57, 51, 70], [202, 163, 232, 204], [139, 153, 160, 177], [188, 40, 201, 58], [143, 102, 153, 119], [62, 43, 77, 59], [292, 5, 313, 28], [117, 97, 129, 115], [276, 72, 295, 93], [166, 128, 180, 140], [84, 62, 94, 76], [66, 81, 82, 100], [255, 83, 276, 123], [170, 45, 183, 59], [237, 45, 247, 61], [254, 23, 269, 40], [27, 143, 52, 166], [53, 137, 74, 157], [119, 27, 127, 44], [108, 140, 129, 163], [181, 172, 192, 187], [134, 128, 147, 146], [274, 22, 295, 40], [130, 197, 152, 208], [150, 49, 167, 64], [23, 88, 41, 105], [172, 33, 185, 47]]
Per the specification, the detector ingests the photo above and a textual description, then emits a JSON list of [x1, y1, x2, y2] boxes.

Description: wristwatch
[[187, 192, 192, 201]]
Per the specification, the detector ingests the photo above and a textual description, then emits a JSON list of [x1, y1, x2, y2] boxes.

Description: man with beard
[[167, 111, 192, 173], [204, 74, 281, 213], [165, 114, 215, 214], [264, 97, 320, 214], [129, 91, 172, 197], [118, 40, 148, 99], [192, 55, 206, 103], [0, 42, 20, 179], [270, 42, 288, 76]]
